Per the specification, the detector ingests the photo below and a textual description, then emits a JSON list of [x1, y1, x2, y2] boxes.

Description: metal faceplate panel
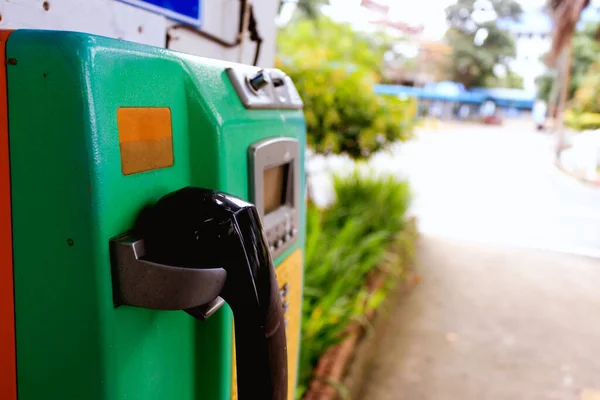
[[248, 137, 300, 259]]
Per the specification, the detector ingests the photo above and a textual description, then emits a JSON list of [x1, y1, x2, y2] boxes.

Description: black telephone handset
[[135, 187, 287, 400]]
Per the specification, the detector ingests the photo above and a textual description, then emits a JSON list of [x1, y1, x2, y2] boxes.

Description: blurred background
[[276, 0, 600, 399], [4, 0, 600, 398], [277, 1, 600, 399]]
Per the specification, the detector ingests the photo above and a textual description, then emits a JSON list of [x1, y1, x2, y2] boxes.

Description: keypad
[[267, 228, 298, 250], [265, 208, 298, 257], [267, 222, 297, 252]]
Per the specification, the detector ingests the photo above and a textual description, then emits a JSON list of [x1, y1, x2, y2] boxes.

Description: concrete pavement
[[359, 235, 600, 400], [356, 123, 600, 400]]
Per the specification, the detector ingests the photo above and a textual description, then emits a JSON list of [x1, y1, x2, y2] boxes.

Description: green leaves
[[289, 64, 415, 158], [571, 23, 600, 115], [277, 17, 390, 73], [277, 17, 416, 159], [297, 172, 411, 396], [293, 0, 330, 19], [569, 22, 600, 105], [539, 22, 600, 103], [485, 69, 524, 89], [444, 0, 521, 89]]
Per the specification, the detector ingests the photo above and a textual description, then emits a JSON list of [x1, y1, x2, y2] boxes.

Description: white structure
[[0, 0, 278, 66], [560, 130, 600, 181]]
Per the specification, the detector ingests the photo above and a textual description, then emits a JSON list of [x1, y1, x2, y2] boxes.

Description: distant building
[[374, 82, 535, 121]]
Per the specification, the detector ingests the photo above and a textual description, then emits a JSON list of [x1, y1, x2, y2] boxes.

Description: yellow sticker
[[231, 249, 303, 400], [117, 107, 174, 175]]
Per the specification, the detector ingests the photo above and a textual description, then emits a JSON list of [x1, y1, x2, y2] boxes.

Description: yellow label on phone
[[231, 249, 303, 400]]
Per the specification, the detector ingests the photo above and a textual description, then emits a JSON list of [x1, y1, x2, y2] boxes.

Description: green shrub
[[573, 61, 600, 115], [287, 65, 415, 159], [566, 62, 600, 129], [565, 109, 600, 130], [277, 17, 416, 159], [325, 172, 411, 234], [296, 171, 411, 397], [276, 17, 388, 74]]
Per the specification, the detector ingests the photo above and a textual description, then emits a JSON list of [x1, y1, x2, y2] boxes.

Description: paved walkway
[[359, 235, 600, 400]]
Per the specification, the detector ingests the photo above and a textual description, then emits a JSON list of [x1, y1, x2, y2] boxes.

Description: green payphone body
[[0, 30, 305, 400]]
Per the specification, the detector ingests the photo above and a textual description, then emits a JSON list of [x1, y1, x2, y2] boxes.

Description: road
[[371, 121, 600, 256]]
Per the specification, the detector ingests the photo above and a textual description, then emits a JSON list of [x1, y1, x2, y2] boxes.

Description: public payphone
[[0, 30, 305, 400]]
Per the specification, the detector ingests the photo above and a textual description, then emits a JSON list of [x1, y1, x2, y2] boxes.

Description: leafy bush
[[571, 23, 600, 100], [277, 18, 416, 159], [565, 109, 600, 131], [291, 66, 415, 158], [536, 73, 554, 103], [573, 61, 600, 114], [565, 59, 600, 130], [277, 17, 388, 73], [297, 171, 411, 397], [567, 61, 600, 130]]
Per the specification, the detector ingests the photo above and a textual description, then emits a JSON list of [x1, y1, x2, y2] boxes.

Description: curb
[[554, 160, 600, 188], [343, 269, 423, 400]]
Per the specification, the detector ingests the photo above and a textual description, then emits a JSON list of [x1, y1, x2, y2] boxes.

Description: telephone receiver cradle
[[110, 187, 288, 400], [110, 235, 227, 319]]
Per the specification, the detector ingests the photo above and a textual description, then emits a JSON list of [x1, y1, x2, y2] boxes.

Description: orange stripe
[[0, 29, 17, 400]]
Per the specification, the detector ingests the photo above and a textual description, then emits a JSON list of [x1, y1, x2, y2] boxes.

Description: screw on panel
[[7, 58, 17, 66], [138, 26, 143, 34], [66, 238, 74, 246], [43, 1, 50, 11]]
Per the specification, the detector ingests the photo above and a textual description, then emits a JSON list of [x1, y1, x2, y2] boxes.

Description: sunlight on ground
[[582, 390, 600, 400]]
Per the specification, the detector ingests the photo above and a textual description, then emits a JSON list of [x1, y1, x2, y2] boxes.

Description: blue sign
[[119, 0, 203, 27]]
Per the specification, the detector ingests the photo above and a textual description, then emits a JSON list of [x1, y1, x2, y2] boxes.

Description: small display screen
[[264, 164, 289, 214]]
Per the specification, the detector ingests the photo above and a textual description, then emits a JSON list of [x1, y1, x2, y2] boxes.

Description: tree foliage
[[569, 24, 600, 115], [277, 17, 389, 74], [277, 18, 415, 159], [570, 22, 600, 98], [537, 22, 600, 102], [444, 0, 521, 89], [293, 0, 329, 19], [536, 73, 554, 101], [573, 61, 600, 113], [485, 69, 524, 88]]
